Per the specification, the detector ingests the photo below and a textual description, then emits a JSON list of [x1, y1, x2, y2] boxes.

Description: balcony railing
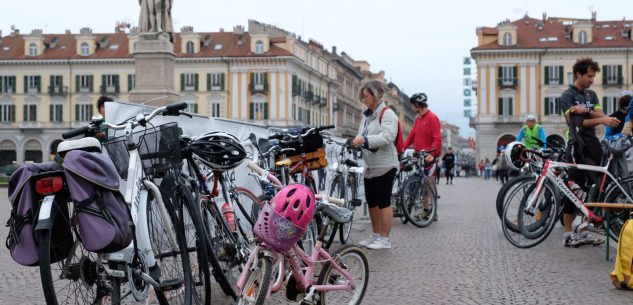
[[78, 87, 91, 93], [20, 121, 42, 129], [604, 76, 624, 86], [313, 95, 322, 106], [48, 85, 68, 96], [320, 98, 327, 108], [27, 87, 39, 94], [210, 84, 223, 91], [303, 91, 314, 102], [498, 78, 518, 88], [250, 82, 269, 94], [100, 85, 120, 95], [292, 85, 301, 96], [0, 87, 14, 95], [547, 78, 561, 85]]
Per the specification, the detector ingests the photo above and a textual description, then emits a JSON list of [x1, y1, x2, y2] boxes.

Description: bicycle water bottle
[[567, 181, 586, 201], [221, 203, 237, 233]]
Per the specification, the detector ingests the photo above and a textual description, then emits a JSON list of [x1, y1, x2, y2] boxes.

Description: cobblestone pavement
[[1, 177, 631, 304]]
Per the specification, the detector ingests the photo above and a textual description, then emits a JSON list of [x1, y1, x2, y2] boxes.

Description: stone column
[[129, 33, 179, 106]]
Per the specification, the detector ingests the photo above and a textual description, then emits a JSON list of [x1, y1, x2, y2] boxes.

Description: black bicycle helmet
[[409, 93, 428, 105], [190, 131, 247, 170]]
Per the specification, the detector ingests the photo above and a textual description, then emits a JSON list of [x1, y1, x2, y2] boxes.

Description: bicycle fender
[[35, 195, 57, 231]]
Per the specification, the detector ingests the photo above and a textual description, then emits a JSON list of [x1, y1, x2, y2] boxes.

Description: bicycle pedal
[[155, 278, 184, 292], [350, 199, 362, 207]]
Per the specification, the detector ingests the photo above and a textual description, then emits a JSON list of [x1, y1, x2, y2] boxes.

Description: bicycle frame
[[525, 158, 633, 221]]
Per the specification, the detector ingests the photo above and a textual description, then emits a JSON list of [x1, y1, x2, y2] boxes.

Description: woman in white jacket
[[352, 80, 399, 250]]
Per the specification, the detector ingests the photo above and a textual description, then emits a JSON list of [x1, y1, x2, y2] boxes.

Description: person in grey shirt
[[352, 80, 399, 250]]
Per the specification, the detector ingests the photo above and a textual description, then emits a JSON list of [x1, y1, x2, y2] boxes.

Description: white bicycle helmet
[[190, 131, 247, 170], [504, 141, 528, 171], [526, 114, 536, 121]]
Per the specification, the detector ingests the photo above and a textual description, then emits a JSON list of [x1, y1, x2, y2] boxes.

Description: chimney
[[65, 29, 71, 34], [542, 12, 547, 22], [0, 30, 2, 44], [332, 46, 337, 55], [591, 11, 597, 22], [219, 28, 224, 33]]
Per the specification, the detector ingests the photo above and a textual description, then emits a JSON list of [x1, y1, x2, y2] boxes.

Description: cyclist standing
[[352, 80, 399, 250], [403, 92, 442, 221], [516, 114, 546, 149], [442, 147, 456, 185], [560, 58, 620, 247]]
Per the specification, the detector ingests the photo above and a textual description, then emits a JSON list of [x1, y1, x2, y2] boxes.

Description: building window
[[603, 96, 618, 115], [545, 66, 563, 85], [50, 104, 63, 122], [255, 40, 264, 54], [186, 102, 198, 114], [498, 97, 513, 116], [498, 66, 517, 87], [77, 75, 93, 93], [101, 74, 119, 94], [26, 76, 40, 94], [181, 73, 198, 91], [28, 43, 37, 56], [128, 74, 135, 91], [207, 73, 224, 91], [210, 102, 221, 117], [250, 72, 268, 93], [0, 76, 16, 94], [0, 104, 15, 122], [49, 75, 63, 94], [186, 41, 195, 54], [544, 97, 561, 116], [503, 32, 512, 46], [603, 65, 622, 85], [249, 101, 269, 120], [579, 31, 588, 45], [80, 42, 89, 56], [75, 104, 93, 122], [567, 72, 574, 85], [23, 104, 37, 122]]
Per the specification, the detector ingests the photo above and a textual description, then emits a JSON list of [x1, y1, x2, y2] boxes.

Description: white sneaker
[[366, 237, 391, 250], [358, 234, 379, 247]]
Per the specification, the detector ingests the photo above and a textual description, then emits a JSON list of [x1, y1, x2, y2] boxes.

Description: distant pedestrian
[[442, 147, 456, 185], [484, 158, 491, 180]]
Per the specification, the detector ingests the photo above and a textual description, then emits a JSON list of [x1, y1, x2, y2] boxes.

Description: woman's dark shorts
[[364, 168, 397, 209]]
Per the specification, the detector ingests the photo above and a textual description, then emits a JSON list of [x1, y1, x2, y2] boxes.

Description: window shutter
[[75, 104, 79, 121], [512, 66, 517, 81], [207, 73, 211, 91], [603, 96, 608, 112], [49, 105, 53, 121], [128, 74, 132, 91], [23, 105, 27, 121], [220, 73, 225, 91], [602, 65, 607, 84], [180, 74, 184, 91], [249, 103, 254, 120], [498, 98, 503, 115], [509, 98, 514, 115], [89, 75, 93, 92], [558, 66, 564, 82], [36, 76, 41, 93], [194, 74, 199, 91], [618, 65, 623, 83], [49, 75, 54, 93], [544, 66, 549, 85], [193, 103, 198, 113], [10, 105, 15, 122], [114, 75, 119, 91], [264, 102, 269, 120], [250, 73, 254, 86], [75, 75, 80, 92], [102, 75, 106, 92], [23, 76, 27, 93], [498, 66, 502, 80]]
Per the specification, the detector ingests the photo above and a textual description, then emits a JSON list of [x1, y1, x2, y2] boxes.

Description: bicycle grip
[[328, 197, 345, 207], [268, 133, 283, 140], [166, 102, 188, 112], [247, 161, 266, 176], [317, 125, 335, 132], [62, 126, 89, 139]]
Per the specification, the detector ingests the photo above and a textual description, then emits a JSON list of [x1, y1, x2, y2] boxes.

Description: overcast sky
[[2, 0, 626, 137]]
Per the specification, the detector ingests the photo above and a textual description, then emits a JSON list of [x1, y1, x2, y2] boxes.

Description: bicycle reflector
[[35, 176, 63, 195]]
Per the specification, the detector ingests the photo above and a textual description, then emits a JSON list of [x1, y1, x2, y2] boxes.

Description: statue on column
[[138, 0, 174, 40]]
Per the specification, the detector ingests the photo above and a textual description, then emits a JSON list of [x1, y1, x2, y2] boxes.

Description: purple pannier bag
[[63, 150, 133, 253], [6, 161, 73, 266]]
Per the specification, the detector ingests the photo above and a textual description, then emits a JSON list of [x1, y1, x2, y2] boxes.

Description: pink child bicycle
[[236, 181, 369, 305]]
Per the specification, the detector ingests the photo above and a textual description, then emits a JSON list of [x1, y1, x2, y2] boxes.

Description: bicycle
[[326, 137, 363, 245], [397, 150, 438, 227], [501, 142, 633, 248], [39, 102, 195, 305], [236, 187, 369, 305]]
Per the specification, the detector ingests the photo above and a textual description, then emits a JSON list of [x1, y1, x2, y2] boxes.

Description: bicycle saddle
[[318, 203, 353, 224], [57, 137, 102, 156]]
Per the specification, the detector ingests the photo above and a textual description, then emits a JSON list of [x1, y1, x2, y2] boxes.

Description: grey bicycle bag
[[63, 150, 133, 253]]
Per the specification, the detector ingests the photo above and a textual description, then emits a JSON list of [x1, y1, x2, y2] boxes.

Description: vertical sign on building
[[462, 56, 476, 118]]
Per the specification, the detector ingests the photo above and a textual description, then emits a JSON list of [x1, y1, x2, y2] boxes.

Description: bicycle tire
[[391, 175, 407, 224], [601, 175, 633, 242], [174, 186, 212, 305], [327, 175, 344, 246], [237, 256, 273, 305], [501, 180, 559, 248], [316, 245, 369, 305], [339, 174, 356, 244], [496, 175, 535, 219], [38, 198, 106, 305], [232, 186, 261, 244], [199, 196, 238, 299], [401, 176, 436, 228], [499, 177, 537, 234], [147, 190, 192, 305]]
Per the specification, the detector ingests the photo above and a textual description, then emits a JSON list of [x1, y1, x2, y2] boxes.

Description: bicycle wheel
[[232, 187, 262, 244], [501, 181, 559, 248], [391, 177, 407, 224], [38, 199, 106, 305], [401, 176, 436, 228], [339, 174, 357, 244], [496, 175, 535, 219], [316, 245, 369, 305], [498, 177, 536, 234], [147, 191, 192, 305], [237, 256, 273, 305], [602, 176, 633, 241], [327, 175, 344, 245], [174, 187, 211, 305], [200, 196, 239, 299]]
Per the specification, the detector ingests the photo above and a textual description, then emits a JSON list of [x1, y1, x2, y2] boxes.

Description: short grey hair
[[359, 80, 387, 101]]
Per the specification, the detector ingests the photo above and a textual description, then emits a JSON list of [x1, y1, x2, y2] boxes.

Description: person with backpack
[[352, 80, 399, 250], [403, 92, 442, 221]]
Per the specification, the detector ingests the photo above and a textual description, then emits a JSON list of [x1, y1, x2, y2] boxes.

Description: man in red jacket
[[404, 93, 442, 221]]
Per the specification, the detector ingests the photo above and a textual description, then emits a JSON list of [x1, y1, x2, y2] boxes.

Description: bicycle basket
[[281, 127, 324, 156], [253, 203, 306, 252], [103, 122, 182, 179]]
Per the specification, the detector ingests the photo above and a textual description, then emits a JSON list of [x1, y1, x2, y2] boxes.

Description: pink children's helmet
[[270, 184, 315, 230]]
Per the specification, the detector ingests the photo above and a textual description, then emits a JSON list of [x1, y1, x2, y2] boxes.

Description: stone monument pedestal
[[129, 33, 180, 106]]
